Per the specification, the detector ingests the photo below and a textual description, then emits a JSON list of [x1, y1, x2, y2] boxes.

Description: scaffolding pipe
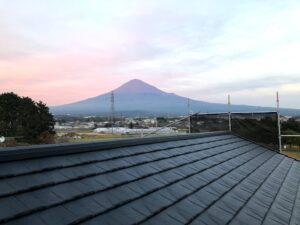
[[228, 94, 232, 132], [281, 135, 300, 137], [110, 91, 115, 134], [188, 98, 191, 134], [144, 114, 193, 137], [277, 92, 282, 153]]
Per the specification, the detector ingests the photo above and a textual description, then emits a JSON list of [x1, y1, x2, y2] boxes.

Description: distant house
[[281, 115, 292, 122], [0, 132, 299, 224], [93, 127, 177, 134], [63, 132, 82, 140]]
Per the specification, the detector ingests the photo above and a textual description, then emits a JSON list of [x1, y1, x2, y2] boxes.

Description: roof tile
[[0, 133, 299, 225]]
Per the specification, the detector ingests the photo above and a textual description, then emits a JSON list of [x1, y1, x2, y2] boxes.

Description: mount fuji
[[51, 79, 300, 116]]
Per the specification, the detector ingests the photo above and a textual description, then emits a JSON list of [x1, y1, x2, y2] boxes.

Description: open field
[[282, 151, 300, 160], [56, 129, 141, 143], [70, 133, 133, 142]]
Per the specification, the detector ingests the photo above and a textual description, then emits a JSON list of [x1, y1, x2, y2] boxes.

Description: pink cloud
[[0, 51, 126, 106]]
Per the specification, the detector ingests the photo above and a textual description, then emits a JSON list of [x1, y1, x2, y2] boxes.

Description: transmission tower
[[111, 91, 115, 134], [188, 98, 191, 134]]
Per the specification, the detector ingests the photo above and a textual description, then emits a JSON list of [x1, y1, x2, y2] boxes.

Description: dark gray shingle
[[0, 132, 299, 225]]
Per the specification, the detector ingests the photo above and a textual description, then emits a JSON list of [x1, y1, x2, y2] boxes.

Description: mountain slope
[[51, 79, 300, 116], [114, 79, 164, 94]]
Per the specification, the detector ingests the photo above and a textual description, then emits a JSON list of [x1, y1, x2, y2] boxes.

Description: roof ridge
[[0, 132, 229, 162], [0, 138, 241, 199], [0, 136, 236, 179]]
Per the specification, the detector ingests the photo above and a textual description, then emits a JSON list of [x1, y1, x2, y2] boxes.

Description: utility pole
[[277, 92, 282, 153], [110, 91, 115, 134], [228, 94, 232, 132], [188, 98, 191, 134]]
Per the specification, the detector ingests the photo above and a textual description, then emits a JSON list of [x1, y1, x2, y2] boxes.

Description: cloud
[[196, 75, 300, 94], [0, 23, 44, 60], [0, 51, 125, 105], [0, 0, 300, 108]]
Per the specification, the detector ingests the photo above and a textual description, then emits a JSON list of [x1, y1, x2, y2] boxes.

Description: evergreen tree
[[0, 92, 55, 144]]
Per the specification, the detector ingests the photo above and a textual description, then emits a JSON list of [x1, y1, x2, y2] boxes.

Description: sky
[[0, 0, 300, 108]]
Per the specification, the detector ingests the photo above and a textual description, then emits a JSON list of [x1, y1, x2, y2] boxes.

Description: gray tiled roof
[[0, 132, 299, 225]]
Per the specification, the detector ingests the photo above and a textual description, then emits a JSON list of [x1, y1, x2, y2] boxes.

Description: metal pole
[[110, 91, 115, 134], [188, 98, 191, 134], [145, 114, 191, 137], [228, 94, 232, 132], [277, 91, 282, 153], [140, 129, 144, 137], [281, 135, 300, 137]]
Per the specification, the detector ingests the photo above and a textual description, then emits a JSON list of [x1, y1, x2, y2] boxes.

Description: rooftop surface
[[0, 132, 299, 225]]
